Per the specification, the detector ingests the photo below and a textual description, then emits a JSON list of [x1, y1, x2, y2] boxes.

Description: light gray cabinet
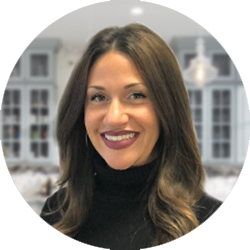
[[1, 85, 24, 163], [206, 85, 236, 164], [170, 36, 249, 167], [188, 87, 203, 157], [237, 85, 250, 163], [1, 39, 60, 166]]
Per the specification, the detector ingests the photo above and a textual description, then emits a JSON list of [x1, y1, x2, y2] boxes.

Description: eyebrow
[[88, 83, 146, 90]]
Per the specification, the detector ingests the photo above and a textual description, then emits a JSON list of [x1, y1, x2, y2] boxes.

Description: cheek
[[84, 108, 96, 132], [139, 107, 160, 134], [84, 108, 104, 134]]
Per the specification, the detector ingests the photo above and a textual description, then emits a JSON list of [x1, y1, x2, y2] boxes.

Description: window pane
[[41, 143, 49, 157], [30, 143, 39, 158], [194, 90, 202, 105], [10, 59, 21, 77], [30, 125, 39, 139], [213, 125, 220, 139], [30, 54, 48, 77], [13, 108, 20, 123], [222, 90, 230, 105], [194, 108, 202, 122], [213, 91, 220, 105], [41, 90, 49, 106], [30, 108, 39, 123], [3, 125, 12, 139], [31, 90, 39, 106], [188, 90, 193, 105], [222, 143, 230, 157], [41, 108, 49, 123], [184, 53, 196, 69], [3, 108, 11, 123], [213, 143, 220, 158], [13, 142, 20, 157], [13, 125, 20, 139], [213, 108, 220, 122], [41, 125, 48, 139], [3, 90, 10, 105], [212, 54, 230, 76], [222, 108, 230, 122], [3, 143, 11, 157], [222, 126, 230, 139], [12, 90, 21, 105]]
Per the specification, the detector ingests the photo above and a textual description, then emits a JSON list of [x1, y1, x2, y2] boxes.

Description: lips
[[101, 131, 139, 150]]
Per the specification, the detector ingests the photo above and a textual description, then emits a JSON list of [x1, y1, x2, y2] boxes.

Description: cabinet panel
[[187, 88, 203, 158], [208, 85, 236, 163], [209, 51, 235, 81], [8, 56, 26, 82], [1, 85, 24, 161], [179, 50, 196, 71], [1, 85, 54, 165], [26, 50, 54, 81], [26, 85, 53, 162], [8, 49, 55, 83], [237, 85, 250, 164]]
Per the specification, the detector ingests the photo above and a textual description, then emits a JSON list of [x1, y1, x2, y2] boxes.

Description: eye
[[130, 92, 147, 100], [90, 93, 107, 102]]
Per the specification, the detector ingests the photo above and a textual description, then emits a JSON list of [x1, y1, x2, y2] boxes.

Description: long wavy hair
[[53, 23, 205, 245]]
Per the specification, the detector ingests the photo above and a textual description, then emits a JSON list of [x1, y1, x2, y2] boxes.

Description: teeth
[[104, 133, 136, 141]]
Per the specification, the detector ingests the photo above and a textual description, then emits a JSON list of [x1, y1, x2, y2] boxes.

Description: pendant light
[[183, 38, 218, 87]]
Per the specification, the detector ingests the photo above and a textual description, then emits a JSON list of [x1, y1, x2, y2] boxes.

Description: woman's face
[[85, 51, 160, 170]]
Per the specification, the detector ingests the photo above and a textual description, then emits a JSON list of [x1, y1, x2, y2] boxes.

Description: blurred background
[[0, 0, 249, 214]]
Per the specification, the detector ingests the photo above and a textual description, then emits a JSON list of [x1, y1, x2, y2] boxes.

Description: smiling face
[[85, 51, 160, 170]]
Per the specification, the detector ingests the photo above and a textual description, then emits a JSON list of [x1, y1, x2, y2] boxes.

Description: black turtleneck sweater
[[40, 156, 222, 250]]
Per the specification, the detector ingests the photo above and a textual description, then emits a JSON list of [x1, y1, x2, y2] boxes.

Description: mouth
[[100, 131, 139, 150], [104, 132, 137, 141]]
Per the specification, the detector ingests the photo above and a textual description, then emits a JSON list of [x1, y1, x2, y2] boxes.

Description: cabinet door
[[187, 87, 203, 159], [179, 50, 196, 71], [26, 85, 53, 163], [1, 85, 24, 162], [237, 85, 250, 164], [209, 51, 235, 81], [8, 56, 26, 82], [26, 50, 54, 82], [208, 85, 236, 163]]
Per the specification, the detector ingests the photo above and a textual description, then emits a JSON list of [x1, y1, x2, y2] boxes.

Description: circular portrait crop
[[1, 0, 249, 249]]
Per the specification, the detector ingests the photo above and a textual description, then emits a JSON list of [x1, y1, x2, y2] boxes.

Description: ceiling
[[37, 0, 211, 46]]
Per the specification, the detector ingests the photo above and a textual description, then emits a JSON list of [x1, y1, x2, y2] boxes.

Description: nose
[[103, 99, 129, 127]]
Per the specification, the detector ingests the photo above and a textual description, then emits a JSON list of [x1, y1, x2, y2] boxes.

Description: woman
[[41, 23, 221, 249]]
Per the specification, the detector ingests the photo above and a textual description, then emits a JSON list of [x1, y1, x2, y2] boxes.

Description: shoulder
[[195, 193, 222, 224], [40, 188, 67, 225]]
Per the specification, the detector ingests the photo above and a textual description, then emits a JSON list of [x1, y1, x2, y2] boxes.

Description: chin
[[103, 156, 135, 170], [107, 161, 132, 170]]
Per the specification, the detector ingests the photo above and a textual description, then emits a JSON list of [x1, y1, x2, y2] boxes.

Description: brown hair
[[53, 23, 205, 245]]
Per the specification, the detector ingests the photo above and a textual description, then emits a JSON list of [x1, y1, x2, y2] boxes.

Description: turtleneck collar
[[93, 152, 158, 202]]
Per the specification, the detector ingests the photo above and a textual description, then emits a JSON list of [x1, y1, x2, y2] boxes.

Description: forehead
[[88, 51, 144, 85]]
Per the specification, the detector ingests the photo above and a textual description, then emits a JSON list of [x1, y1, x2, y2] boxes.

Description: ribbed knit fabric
[[73, 154, 157, 250], [40, 154, 222, 250]]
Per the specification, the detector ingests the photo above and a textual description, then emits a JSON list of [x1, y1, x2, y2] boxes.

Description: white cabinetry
[[237, 85, 250, 163], [0, 39, 60, 166], [170, 36, 249, 166]]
